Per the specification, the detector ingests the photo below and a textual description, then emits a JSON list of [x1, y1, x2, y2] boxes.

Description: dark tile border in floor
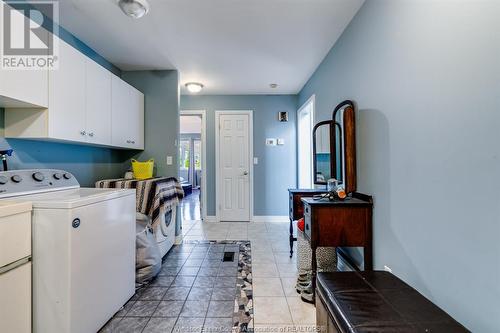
[[99, 240, 253, 333]]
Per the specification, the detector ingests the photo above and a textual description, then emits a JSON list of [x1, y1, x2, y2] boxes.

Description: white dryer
[[0, 169, 136, 333]]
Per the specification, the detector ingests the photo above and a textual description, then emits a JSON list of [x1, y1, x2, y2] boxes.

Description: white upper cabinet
[[130, 86, 145, 150], [111, 76, 145, 150], [85, 59, 112, 146], [0, 12, 48, 108], [3, 33, 144, 150], [48, 39, 86, 142], [0, 68, 49, 108]]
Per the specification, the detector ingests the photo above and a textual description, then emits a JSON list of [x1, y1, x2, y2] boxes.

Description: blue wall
[[180, 95, 297, 216], [298, 1, 500, 331]]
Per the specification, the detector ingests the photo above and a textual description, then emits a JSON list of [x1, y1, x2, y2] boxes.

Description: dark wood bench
[[316, 271, 469, 333]]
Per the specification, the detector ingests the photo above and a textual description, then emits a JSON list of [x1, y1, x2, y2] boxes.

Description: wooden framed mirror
[[312, 100, 357, 194]]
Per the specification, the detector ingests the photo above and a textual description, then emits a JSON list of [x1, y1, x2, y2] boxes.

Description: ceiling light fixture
[[270, 83, 278, 89], [118, 0, 150, 19], [185, 82, 204, 93]]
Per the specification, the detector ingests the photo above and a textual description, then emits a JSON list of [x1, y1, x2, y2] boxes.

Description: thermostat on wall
[[265, 138, 277, 146]]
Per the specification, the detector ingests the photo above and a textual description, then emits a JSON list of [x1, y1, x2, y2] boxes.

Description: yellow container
[[131, 159, 154, 180]]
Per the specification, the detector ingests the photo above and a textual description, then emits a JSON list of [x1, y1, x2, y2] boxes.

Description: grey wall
[[122, 71, 180, 178], [180, 95, 297, 216], [298, 1, 500, 331]]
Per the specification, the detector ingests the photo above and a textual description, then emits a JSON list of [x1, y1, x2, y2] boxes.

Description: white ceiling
[[56, 0, 364, 95]]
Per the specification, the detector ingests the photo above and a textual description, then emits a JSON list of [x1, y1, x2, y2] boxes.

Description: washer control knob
[[53, 173, 62, 180], [32, 172, 45, 182], [11, 175, 22, 183], [0, 176, 8, 185], [63, 173, 72, 180]]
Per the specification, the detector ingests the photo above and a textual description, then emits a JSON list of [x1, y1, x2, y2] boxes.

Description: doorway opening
[[179, 111, 206, 222], [297, 95, 315, 189]]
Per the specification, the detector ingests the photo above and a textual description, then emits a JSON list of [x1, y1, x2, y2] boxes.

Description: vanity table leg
[[363, 246, 373, 270], [289, 219, 294, 257]]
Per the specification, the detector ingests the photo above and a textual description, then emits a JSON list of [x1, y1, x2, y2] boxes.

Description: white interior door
[[218, 113, 251, 222]]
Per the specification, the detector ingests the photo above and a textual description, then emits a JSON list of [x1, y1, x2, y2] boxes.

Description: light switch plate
[[166, 156, 173, 165], [277, 138, 285, 145], [253, 157, 258, 165]]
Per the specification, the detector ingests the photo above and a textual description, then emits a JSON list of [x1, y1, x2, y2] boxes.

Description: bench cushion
[[317, 271, 469, 333]]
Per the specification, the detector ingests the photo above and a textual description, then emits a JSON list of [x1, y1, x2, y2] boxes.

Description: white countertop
[[0, 201, 32, 218]]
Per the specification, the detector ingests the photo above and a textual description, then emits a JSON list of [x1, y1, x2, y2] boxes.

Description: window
[[179, 140, 190, 170], [193, 140, 202, 170], [297, 96, 315, 189]]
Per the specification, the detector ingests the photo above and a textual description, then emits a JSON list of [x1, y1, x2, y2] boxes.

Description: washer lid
[[21, 188, 135, 209]]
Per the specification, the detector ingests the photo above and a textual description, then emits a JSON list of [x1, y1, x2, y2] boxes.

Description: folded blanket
[[96, 177, 184, 229]]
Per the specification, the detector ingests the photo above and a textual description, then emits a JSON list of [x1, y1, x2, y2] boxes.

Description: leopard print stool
[[296, 228, 337, 275]]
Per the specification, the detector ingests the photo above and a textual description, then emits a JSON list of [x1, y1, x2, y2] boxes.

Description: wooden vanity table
[[302, 193, 373, 298]]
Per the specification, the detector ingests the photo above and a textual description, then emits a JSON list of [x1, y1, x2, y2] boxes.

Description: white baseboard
[[252, 215, 289, 223], [203, 215, 289, 223], [204, 216, 218, 223]]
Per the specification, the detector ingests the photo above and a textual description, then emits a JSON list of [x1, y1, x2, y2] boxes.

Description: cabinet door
[[0, 263, 31, 333], [48, 39, 86, 141], [0, 19, 48, 108], [85, 59, 111, 145], [0, 69, 48, 108], [111, 75, 132, 148], [130, 87, 144, 149]]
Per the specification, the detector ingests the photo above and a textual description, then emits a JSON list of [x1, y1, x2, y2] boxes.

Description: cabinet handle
[[80, 130, 86, 136], [88, 132, 94, 137], [305, 223, 309, 230], [131, 140, 135, 144], [126, 140, 131, 144]]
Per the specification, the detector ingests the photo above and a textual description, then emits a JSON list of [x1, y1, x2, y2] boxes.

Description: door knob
[[243, 171, 248, 175]]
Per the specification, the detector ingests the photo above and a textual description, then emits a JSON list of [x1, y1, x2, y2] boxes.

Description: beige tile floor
[[181, 220, 316, 331]]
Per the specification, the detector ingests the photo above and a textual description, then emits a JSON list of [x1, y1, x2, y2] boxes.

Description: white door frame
[[297, 94, 315, 188], [180, 110, 207, 220], [215, 110, 254, 222]]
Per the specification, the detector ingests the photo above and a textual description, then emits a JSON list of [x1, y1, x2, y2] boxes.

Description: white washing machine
[[0, 169, 136, 333]]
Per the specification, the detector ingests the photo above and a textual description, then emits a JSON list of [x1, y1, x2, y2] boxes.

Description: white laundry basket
[[136, 213, 162, 284]]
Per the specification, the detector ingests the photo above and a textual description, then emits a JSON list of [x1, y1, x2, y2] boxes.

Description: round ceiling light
[[185, 82, 204, 93], [118, 0, 150, 19]]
